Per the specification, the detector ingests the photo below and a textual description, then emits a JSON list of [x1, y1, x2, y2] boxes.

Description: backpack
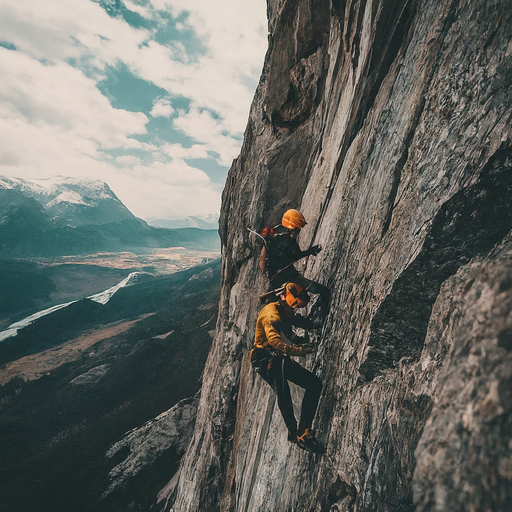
[[258, 226, 276, 273], [248, 225, 289, 276]]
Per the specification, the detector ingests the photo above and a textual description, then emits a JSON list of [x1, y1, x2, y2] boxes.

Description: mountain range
[[0, 176, 135, 226], [148, 214, 219, 230], [0, 176, 219, 256]]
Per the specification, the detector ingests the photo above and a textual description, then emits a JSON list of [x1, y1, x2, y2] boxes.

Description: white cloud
[[162, 143, 209, 160], [0, 48, 148, 150], [123, 0, 153, 19], [113, 160, 222, 218], [0, 0, 267, 136], [115, 155, 143, 167], [0, 0, 147, 66], [148, 0, 268, 134], [173, 108, 241, 166], [0, 110, 222, 219], [150, 98, 175, 118], [0, 0, 267, 218], [0, 45, 222, 219]]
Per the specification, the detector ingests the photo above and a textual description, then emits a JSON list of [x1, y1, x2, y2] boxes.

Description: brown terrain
[[43, 248, 220, 274], [0, 314, 153, 385]]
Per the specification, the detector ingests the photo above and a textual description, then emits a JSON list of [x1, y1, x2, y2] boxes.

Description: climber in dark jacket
[[250, 282, 326, 454], [262, 209, 330, 321]]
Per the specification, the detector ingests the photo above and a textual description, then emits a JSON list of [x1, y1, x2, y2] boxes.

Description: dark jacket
[[266, 228, 311, 283]]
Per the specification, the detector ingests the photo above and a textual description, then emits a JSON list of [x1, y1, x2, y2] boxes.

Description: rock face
[[105, 395, 198, 497], [164, 0, 512, 511]]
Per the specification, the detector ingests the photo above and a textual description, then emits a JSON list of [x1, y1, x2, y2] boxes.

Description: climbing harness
[[250, 346, 281, 380]]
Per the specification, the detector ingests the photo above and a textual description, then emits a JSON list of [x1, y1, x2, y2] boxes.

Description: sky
[[0, 0, 268, 221]]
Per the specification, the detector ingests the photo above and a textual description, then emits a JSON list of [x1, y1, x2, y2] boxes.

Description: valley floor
[[0, 314, 153, 385]]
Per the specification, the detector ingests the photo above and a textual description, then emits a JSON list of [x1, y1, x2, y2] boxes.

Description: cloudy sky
[[0, 0, 267, 221]]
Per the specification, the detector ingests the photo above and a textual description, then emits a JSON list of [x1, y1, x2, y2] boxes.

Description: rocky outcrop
[[70, 364, 110, 385], [104, 395, 198, 497], [163, 0, 512, 511]]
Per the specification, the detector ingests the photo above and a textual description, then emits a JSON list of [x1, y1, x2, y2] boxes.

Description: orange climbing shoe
[[297, 428, 326, 454]]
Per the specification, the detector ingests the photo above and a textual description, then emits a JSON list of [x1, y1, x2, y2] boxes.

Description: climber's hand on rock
[[297, 343, 317, 356], [309, 245, 322, 256]]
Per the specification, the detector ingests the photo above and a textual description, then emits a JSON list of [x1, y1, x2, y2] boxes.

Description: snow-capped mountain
[[148, 214, 219, 230], [0, 176, 134, 226], [0, 176, 220, 257]]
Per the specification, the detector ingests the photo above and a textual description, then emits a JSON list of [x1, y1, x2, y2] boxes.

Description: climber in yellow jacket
[[250, 282, 326, 454]]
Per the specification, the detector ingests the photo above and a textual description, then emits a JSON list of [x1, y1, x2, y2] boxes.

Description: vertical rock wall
[[162, 0, 512, 511]]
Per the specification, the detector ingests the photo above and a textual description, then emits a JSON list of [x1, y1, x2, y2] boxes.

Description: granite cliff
[[161, 0, 512, 510]]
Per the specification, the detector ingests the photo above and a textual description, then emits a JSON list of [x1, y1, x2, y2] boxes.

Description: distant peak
[[46, 190, 89, 208], [0, 174, 133, 227]]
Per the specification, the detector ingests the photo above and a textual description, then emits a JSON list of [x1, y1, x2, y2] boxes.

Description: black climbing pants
[[299, 276, 331, 308], [268, 355, 322, 433]]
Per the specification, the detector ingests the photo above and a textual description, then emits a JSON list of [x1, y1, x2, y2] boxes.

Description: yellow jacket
[[254, 302, 304, 356]]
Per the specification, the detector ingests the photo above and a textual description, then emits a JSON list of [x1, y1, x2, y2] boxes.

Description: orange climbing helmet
[[282, 209, 307, 230], [284, 282, 310, 309]]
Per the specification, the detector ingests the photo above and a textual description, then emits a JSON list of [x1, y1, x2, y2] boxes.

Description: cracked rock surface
[[105, 395, 198, 496], [162, 1, 512, 511]]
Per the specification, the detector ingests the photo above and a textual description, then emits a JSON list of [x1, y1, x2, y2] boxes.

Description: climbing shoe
[[297, 428, 326, 454], [287, 428, 298, 444]]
